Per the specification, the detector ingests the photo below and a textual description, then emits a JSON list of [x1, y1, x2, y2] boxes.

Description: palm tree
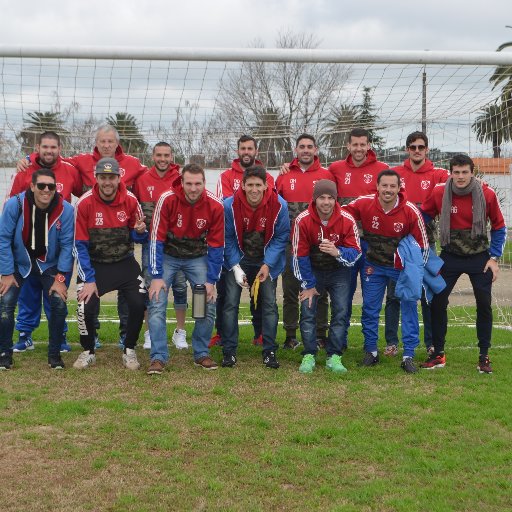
[[253, 107, 292, 168], [320, 104, 360, 162], [472, 102, 512, 158], [105, 112, 148, 161], [17, 111, 68, 154]]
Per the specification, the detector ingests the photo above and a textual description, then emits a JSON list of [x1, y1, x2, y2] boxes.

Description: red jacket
[[343, 191, 429, 268], [67, 145, 146, 191], [394, 159, 449, 206], [328, 150, 388, 204], [216, 159, 275, 199], [133, 164, 181, 229], [422, 182, 505, 232], [10, 155, 82, 202]]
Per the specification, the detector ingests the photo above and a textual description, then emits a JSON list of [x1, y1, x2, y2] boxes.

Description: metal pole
[[422, 66, 427, 134]]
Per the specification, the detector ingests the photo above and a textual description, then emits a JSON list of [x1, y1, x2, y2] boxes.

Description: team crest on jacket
[[260, 217, 267, 227], [119, 167, 126, 177], [196, 219, 207, 229], [117, 211, 127, 222], [329, 234, 340, 243], [421, 180, 431, 190], [56, 182, 64, 193], [233, 179, 241, 191], [56, 220, 61, 230], [364, 174, 373, 184], [394, 222, 404, 233]]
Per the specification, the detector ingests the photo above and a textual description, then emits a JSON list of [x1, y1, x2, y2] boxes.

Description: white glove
[[232, 264, 248, 288]]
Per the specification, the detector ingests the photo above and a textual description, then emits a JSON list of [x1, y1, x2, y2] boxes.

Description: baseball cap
[[95, 157, 120, 175]]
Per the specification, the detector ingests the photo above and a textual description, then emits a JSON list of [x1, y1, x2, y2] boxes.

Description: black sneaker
[[48, 355, 65, 370], [263, 351, 280, 369], [316, 336, 328, 350], [361, 352, 379, 366], [221, 354, 237, 368], [477, 355, 493, 374], [283, 337, 300, 350], [0, 352, 13, 370], [401, 357, 418, 373]]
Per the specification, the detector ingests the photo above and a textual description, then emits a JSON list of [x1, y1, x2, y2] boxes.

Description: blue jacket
[[223, 194, 290, 280], [395, 235, 445, 302], [0, 192, 75, 278]]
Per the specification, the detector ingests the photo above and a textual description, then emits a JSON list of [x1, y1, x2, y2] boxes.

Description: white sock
[[371, 351, 378, 357]]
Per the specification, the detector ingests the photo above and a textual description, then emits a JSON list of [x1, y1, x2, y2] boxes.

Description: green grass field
[[1, 305, 511, 511]]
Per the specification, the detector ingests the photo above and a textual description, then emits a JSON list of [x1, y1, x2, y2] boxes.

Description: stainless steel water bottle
[[192, 284, 207, 319]]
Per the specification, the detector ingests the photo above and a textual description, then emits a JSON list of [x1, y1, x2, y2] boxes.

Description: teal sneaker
[[299, 354, 316, 374], [326, 354, 347, 373]]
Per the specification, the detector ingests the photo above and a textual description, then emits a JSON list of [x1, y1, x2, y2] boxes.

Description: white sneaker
[[122, 348, 140, 370], [73, 351, 96, 369], [172, 328, 188, 350], [143, 330, 151, 350]]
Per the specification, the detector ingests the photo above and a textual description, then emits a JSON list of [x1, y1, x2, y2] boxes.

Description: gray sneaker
[[122, 348, 140, 370], [73, 351, 96, 369]]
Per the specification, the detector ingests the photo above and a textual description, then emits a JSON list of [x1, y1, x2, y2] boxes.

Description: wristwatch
[[55, 273, 66, 283]]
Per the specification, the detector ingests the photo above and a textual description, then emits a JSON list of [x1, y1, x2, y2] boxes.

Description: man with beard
[[73, 158, 148, 370], [293, 179, 361, 373], [0, 169, 74, 370], [420, 154, 506, 374], [276, 134, 335, 350], [211, 135, 275, 347], [329, 128, 389, 351], [384, 131, 449, 357], [9, 131, 82, 353], [134, 142, 188, 350], [343, 170, 429, 373], [221, 165, 289, 369], [147, 164, 224, 373]]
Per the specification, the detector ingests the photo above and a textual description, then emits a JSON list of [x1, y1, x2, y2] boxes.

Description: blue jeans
[[148, 255, 214, 363], [342, 239, 368, 347], [361, 262, 419, 358], [0, 266, 67, 357], [384, 279, 432, 348], [222, 260, 279, 356], [15, 271, 70, 338], [299, 266, 351, 357]]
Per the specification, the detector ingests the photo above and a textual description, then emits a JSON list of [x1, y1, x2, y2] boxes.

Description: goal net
[[0, 47, 510, 329]]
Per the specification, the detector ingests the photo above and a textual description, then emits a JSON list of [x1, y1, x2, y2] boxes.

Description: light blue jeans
[[148, 255, 215, 363]]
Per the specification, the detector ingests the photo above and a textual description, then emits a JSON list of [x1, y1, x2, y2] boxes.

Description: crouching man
[[0, 169, 74, 370], [222, 165, 289, 369], [293, 179, 361, 373]]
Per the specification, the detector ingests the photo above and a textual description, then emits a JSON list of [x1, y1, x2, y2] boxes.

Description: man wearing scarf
[[222, 165, 289, 369], [420, 154, 506, 374], [292, 179, 361, 374], [0, 169, 74, 370]]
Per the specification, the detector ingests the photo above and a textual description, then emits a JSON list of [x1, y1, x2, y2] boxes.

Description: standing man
[[0, 169, 74, 370], [73, 158, 148, 370], [343, 169, 429, 373], [293, 179, 361, 373], [147, 164, 224, 374], [384, 131, 449, 356], [133, 142, 188, 350], [212, 135, 275, 347], [276, 134, 334, 350], [328, 128, 389, 350], [222, 165, 289, 369], [420, 154, 506, 373], [9, 131, 82, 353]]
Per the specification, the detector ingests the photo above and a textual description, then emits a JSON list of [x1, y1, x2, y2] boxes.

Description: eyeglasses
[[35, 182, 56, 191], [408, 144, 426, 151]]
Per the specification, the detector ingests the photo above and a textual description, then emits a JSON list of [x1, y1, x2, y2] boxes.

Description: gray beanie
[[313, 179, 337, 201]]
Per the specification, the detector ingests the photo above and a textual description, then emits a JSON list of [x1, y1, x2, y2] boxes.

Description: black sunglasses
[[408, 144, 426, 151], [35, 182, 56, 191]]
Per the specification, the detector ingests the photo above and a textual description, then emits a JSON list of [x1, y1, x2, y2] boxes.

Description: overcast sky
[[1, 0, 511, 52]]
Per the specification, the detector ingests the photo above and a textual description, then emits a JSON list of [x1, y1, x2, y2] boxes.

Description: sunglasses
[[408, 144, 426, 151], [35, 182, 56, 191]]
